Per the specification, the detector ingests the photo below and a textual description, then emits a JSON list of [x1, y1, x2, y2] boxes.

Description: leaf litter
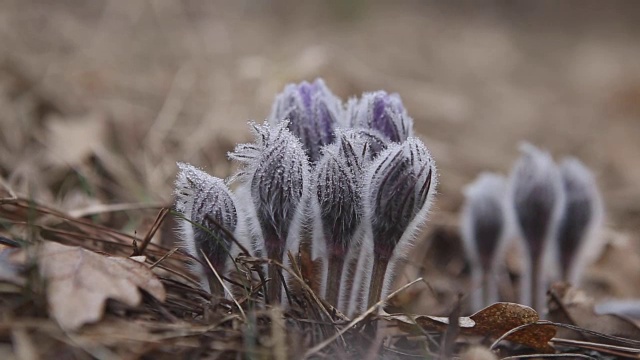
[[1, 193, 639, 359]]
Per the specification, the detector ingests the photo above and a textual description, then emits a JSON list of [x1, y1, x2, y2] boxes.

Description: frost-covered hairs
[[229, 120, 310, 303], [508, 143, 565, 312], [346, 91, 414, 155], [460, 172, 507, 310], [462, 173, 507, 272], [556, 157, 604, 284], [269, 78, 343, 163], [313, 131, 370, 306], [174, 162, 238, 294], [364, 137, 436, 307]]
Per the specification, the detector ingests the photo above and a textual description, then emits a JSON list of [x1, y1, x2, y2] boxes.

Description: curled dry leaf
[[548, 282, 640, 342], [38, 242, 166, 331], [382, 302, 556, 353]]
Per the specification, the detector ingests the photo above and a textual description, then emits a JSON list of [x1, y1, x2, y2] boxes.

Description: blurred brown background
[[1, 1, 640, 307]]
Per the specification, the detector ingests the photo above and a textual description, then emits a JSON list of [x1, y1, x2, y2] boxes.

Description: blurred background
[[1, 0, 640, 312]]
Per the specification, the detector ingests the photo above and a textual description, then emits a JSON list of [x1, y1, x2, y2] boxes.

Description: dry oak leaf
[[38, 242, 166, 331], [382, 302, 556, 353]]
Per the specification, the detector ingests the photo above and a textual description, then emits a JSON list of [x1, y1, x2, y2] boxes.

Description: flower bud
[[228, 121, 310, 303], [460, 173, 507, 309], [461, 173, 507, 273], [346, 91, 413, 154], [314, 131, 369, 306], [508, 143, 565, 311], [269, 78, 343, 162], [556, 157, 604, 283], [364, 137, 436, 307], [174, 162, 238, 294]]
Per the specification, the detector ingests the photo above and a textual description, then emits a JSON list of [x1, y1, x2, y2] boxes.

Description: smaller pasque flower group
[[175, 79, 437, 316], [460, 144, 604, 313]]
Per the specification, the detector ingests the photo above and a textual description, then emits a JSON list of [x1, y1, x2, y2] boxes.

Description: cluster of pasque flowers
[[174, 79, 437, 316], [460, 144, 604, 313]]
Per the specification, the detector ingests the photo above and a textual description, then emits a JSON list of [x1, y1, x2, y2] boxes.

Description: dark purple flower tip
[[228, 121, 310, 256], [366, 137, 436, 260], [508, 144, 565, 260], [346, 91, 414, 149], [556, 157, 603, 278], [269, 78, 344, 162], [461, 173, 507, 272], [174, 163, 238, 278]]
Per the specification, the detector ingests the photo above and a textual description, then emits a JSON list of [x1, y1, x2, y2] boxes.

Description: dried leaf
[[38, 242, 166, 331], [382, 302, 556, 352], [548, 282, 640, 342]]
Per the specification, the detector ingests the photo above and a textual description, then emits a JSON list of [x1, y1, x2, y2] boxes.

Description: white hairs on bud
[[174, 162, 239, 293], [355, 137, 437, 308], [507, 143, 565, 312], [556, 157, 604, 285], [269, 78, 344, 162], [345, 91, 413, 155], [460, 172, 508, 311], [229, 121, 310, 303]]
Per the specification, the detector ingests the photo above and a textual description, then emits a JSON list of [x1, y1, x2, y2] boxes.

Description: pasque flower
[[363, 138, 436, 308], [269, 79, 343, 163], [174, 163, 238, 295], [313, 131, 370, 307], [460, 173, 507, 310], [346, 91, 413, 154], [508, 143, 565, 312], [174, 79, 438, 315], [228, 121, 310, 303], [556, 157, 603, 284]]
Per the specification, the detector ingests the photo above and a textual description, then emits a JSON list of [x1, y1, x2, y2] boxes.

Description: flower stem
[[367, 257, 390, 309], [325, 255, 345, 307]]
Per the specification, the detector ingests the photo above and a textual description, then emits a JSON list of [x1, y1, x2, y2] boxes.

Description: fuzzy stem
[[207, 272, 224, 298], [531, 255, 542, 313], [267, 262, 282, 304], [340, 253, 359, 312], [367, 257, 390, 309], [265, 235, 284, 305], [481, 270, 491, 308], [325, 255, 345, 307]]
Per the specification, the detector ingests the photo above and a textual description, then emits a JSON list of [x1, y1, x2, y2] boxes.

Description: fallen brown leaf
[[382, 302, 556, 353], [548, 282, 640, 342], [38, 242, 166, 331]]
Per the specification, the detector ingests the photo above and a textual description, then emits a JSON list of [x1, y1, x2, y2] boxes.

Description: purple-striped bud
[[508, 143, 565, 311], [229, 121, 310, 256], [315, 131, 369, 257], [367, 138, 436, 260], [363, 137, 436, 307], [557, 157, 604, 283], [509, 144, 565, 261], [269, 78, 343, 162], [346, 91, 413, 154], [461, 172, 507, 310], [229, 121, 310, 303], [174, 163, 238, 292], [461, 173, 507, 273]]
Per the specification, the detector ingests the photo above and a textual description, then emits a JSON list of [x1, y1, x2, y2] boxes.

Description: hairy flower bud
[[364, 137, 436, 307], [508, 143, 565, 311], [461, 173, 507, 309], [462, 173, 507, 272], [346, 91, 413, 154], [269, 78, 343, 162], [228, 121, 310, 303], [556, 157, 604, 284], [174, 162, 238, 294], [314, 131, 369, 306]]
